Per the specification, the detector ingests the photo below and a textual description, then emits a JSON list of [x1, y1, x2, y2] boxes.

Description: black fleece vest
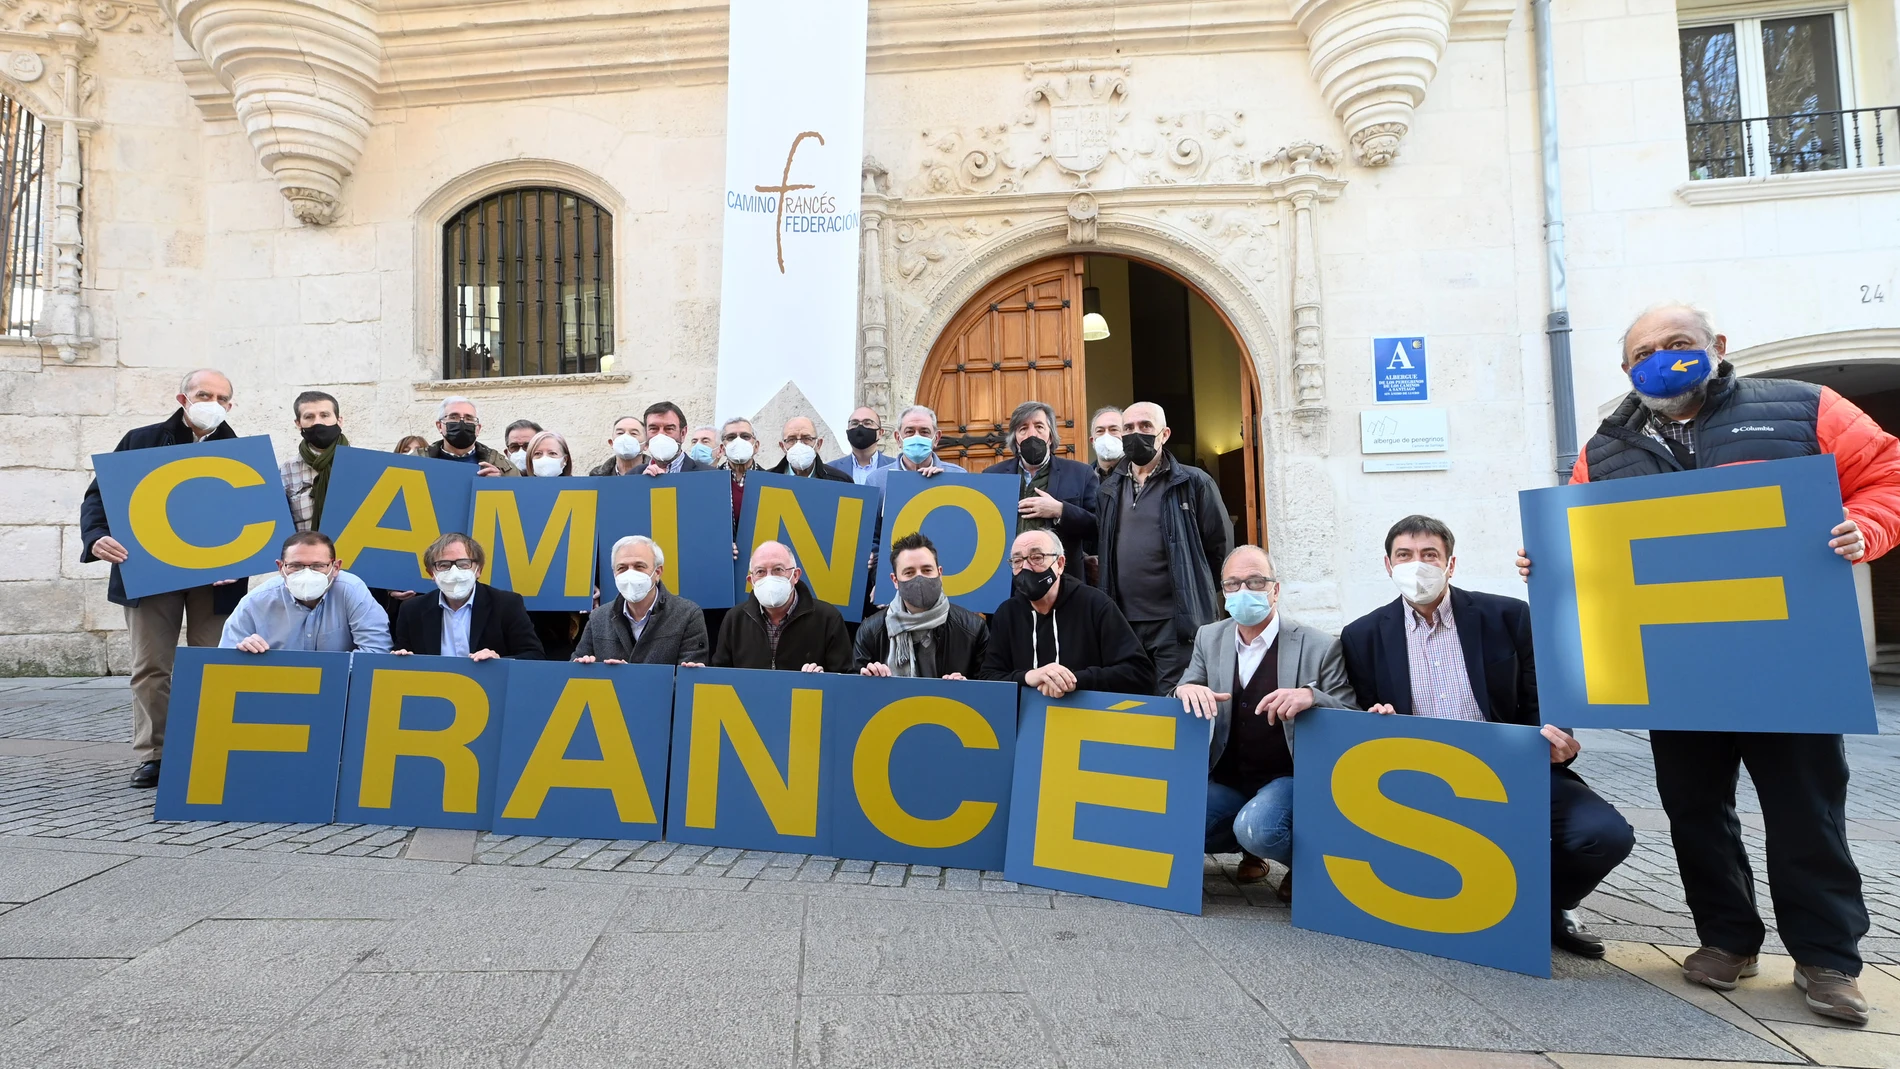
[[1584, 367, 1821, 481]]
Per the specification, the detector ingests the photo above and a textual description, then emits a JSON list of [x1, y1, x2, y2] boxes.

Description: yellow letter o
[[890, 486, 1006, 597]]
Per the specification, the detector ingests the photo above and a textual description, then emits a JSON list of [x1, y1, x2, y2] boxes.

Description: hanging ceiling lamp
[[1082, 286, 1110, 342]]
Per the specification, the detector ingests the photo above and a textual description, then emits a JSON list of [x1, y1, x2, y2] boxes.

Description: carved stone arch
[[411, 159, 627, 376], [0, 70, 64, 125]]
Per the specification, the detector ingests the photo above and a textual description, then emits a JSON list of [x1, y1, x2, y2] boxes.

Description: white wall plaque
[[1360, 408, 1448, 454]]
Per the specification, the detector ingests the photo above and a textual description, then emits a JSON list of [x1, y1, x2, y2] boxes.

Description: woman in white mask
[[523, 430, 574, 478], [573, 535, 710, 665]]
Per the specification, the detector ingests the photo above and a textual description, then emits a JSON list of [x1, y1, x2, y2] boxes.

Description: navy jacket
[[79, 408, 250, 611], [390, 582, 545, 659], [1336, 587, 1538, 727], [980, 455, 1100, 567]]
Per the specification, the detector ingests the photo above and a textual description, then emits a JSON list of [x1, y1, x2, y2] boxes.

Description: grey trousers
[[124, 587, 227, 762], [1129, 618, 1192, 695]]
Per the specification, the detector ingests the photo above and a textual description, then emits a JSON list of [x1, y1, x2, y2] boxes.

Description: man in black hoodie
[[979, 529, 1153, 696], [694, 541, 853, 673]]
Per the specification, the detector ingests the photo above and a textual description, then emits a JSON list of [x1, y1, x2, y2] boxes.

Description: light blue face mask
[[1225, 590, 1273, 627], [688, 442, 716, 466], [900, 435, 934, 463]]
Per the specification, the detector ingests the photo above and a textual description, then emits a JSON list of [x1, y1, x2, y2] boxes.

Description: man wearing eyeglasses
[[389, 532, 543, 660], [221, 532, 391, 654], [770, 415, 854, 483], [978, 529, 1152, 696], [830, 406, 901, 485], [1174, 545, 1354, 897], [692, 541, 853, 673]]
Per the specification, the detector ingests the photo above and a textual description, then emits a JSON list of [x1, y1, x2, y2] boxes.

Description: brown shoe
[[1275, 870, 1294, 904], [1235, 852, 1269, 883], [1682, 946, 1760, 991], [1794, 964, 1871, 1026]]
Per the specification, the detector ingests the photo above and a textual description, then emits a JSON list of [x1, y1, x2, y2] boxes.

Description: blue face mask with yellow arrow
[[1628, 348, 1713, 399]]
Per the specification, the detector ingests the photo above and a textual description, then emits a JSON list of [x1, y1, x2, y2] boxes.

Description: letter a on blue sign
[[491, 661, 673, 840], [1520, 453, 1875, 733], [1293, 707, 1551, 977], [1004, 690, 1207, 914], [321, 448, 475, 594], [1372, 337, 1428, 403]]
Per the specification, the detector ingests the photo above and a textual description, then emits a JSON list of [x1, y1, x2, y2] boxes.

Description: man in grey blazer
[[573, 535, 709, 665], [1174, 545, 1354, 896]]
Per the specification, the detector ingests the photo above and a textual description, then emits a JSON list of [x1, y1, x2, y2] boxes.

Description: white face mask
[[1092, 433, 1124, 462], [1390, 560, 1449, 606], [283, 567, 333, 601], [613, 433, 642, 459], [725, 438, 756, 465], [644, 433, 680, 463], [753, 574, 794, 608], [435, 568, 477, 601], [185, 401, 227, 433], [784, 442, 817, 472], [531, 455, 565, 478], [615, 569, 655, 604], [507, 449, 528, 469]]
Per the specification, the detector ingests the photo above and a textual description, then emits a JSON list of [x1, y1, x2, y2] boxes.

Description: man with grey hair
[[982, 399, 1100, 567], [429, 396, 519, 476], [865, 403, 964, 492], [1175, 544, 1353, 894], [79, 367, 252, 788], [1518, 300, 1900, 1022], [573, 534, 708, 665], [1094, 399, 1231, 692]]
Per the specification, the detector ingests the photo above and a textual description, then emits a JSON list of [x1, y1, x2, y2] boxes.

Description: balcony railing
[[1686, 105, 1899, 180]]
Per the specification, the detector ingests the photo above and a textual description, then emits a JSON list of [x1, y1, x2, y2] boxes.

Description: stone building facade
[[1, 0, 1896, 673]]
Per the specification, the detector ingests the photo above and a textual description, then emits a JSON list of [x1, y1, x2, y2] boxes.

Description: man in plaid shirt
[[280, 391, 348, 532]]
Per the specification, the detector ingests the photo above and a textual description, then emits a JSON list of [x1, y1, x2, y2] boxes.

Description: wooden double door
[[914, 254, 1263, 544]]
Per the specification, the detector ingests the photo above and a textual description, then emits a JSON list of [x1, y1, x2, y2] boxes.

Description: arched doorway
[[916, 252, 1266, 546]]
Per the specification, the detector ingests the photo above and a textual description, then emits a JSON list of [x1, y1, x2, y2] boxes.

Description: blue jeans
[[1204, 776, 1294, 864]]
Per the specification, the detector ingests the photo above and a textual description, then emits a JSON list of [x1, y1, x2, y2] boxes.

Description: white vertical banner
[[714, 0, 869, 440]]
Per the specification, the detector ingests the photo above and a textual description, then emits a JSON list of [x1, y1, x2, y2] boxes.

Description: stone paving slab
[[233, 970, 568, 1069]]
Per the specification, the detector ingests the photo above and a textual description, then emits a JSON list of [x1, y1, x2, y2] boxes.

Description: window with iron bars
[[0, 96, 46, 338], [443, 187, 614, 378], [1680, 10, 1898, 180]]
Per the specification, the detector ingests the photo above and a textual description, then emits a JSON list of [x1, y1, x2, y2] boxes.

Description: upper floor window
[[1680, 9, 1895, 179], [443, 186, 614, 379], [0, 95, 46, 338]]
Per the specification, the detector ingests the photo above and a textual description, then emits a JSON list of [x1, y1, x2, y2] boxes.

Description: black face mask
[[896, 575, 943, 611], [1013, 566, 1058, 602], [1017, 436, 1049, 466], [441, 421, 479, 449], [846, 426, 879, 451], [300, 423, 342, 449], [1122, 432, 1158, 466]]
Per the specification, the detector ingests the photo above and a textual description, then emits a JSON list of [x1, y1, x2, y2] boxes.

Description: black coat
[[854, 603, 990, 678], [79, 408, 250, 611], [978, 574, 1154, 694], [390, 583, 545, 658], [768, 457, 855, 482], [1336, 587, 1537, 727], [980, 456, 1100, 568], [1095, 455, 1232, 639], [711, 584, 855, 673], [572, 588, 710, 665]]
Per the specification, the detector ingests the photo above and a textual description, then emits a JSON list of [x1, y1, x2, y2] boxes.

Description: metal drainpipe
[[1533, 0, 1579, 484]]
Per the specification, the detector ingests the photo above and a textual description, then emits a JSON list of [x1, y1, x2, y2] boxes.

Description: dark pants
[[1552, 766, 1635, 912], [1129, 619, 1191, 695], [1650, 730, 1867, 974]]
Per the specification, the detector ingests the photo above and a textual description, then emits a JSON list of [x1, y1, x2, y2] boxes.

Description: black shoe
[[129, 761, 160, 789], [1553, 909, 1606, 958]]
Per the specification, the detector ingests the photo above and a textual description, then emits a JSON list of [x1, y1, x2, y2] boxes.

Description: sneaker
[[1682, 946, 1759, 991], [1793, 964, 1870, 1026]]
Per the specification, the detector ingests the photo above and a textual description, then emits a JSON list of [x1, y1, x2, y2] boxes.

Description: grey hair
[[1619, 302, 1717, 357], [1125, 400, 1169, 429], [1222, 544, 1277, 578], [720, 416, 754, 433], [611, 414, 643, 430], [1089, 405, 1124, 427], [1007, 400, 1061, 451], [750, 539, 798, 569], [178, 368, 231, 396], [611, 534, 665, 570], [894, 404, 937, 429], [435, 396, 479, 422]]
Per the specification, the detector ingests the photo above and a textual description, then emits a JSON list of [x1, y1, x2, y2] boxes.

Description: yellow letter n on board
[[1567, 486, 1788, 705]]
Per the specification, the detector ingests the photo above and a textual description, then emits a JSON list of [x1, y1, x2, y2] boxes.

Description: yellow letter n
[[683, 683, 822, 837], [1568, 486, 1789, 705]]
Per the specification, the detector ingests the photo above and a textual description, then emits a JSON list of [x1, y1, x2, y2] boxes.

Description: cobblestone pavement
[[1, 675, 1897, 962]]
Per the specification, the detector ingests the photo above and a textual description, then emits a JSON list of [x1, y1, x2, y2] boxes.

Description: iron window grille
[[443, 186, 614, 378], [0, 96, 46, 339]]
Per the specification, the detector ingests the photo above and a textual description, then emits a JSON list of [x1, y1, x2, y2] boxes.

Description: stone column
[[39, 3, 92, 364], [858, 161, 892, 419]]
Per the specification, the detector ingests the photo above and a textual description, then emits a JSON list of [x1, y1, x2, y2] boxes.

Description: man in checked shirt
[[1335, 514, 1635, 961]]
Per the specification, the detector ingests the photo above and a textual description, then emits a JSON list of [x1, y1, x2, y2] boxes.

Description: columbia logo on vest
[[1730, 425, 1776, 433]]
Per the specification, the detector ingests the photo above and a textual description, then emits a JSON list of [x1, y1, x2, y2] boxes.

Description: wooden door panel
[[917, 256, 1087, 468]]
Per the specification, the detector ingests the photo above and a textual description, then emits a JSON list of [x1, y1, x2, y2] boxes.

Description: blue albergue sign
[[1373, 336, 1429, 403]]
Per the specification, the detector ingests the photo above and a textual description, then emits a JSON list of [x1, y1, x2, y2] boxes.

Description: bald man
[[771, 416, 853, 483], [1094, 400, 1232, 693], [701, 541, 853, 673], [978, 529, 1153, 695], [80, 368, 253, 789]]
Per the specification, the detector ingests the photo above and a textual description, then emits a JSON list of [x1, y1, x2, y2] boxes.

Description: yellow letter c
[[890, 485, 1007, 597], [851, 696, 999, 848], [126, 455, 277, 570]]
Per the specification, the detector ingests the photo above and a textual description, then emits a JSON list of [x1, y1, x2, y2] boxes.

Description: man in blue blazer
[[829, 405, 902, 485], [981, 400, 1100, 569], [1335, 514, 1635, 960]]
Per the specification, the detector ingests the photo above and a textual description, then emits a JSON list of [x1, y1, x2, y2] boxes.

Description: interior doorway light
[[1082, 286, 1110, 342]]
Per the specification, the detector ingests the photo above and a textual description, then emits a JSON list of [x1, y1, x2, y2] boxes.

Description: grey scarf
[[884, 596, 951, 678]]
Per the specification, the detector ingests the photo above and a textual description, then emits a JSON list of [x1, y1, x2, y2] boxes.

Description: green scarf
[[299, 431, 350, 528]]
